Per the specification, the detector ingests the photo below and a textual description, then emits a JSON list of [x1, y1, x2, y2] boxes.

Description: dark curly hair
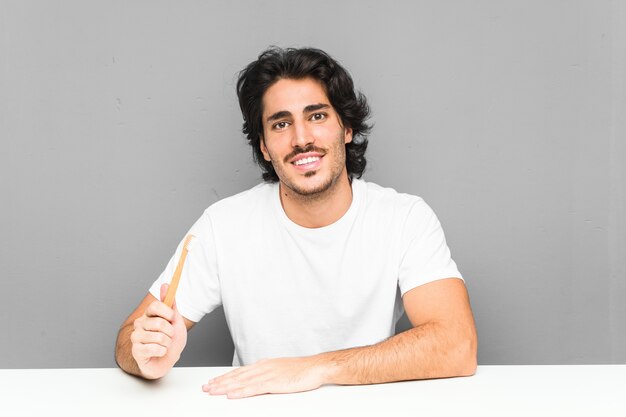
[[236, 47, 371, 182]]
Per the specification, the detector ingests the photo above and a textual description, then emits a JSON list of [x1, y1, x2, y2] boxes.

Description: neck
[[279, 172, 353, 228]]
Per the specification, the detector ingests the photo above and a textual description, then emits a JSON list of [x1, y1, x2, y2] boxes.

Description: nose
[[291, 120, 313, 149]]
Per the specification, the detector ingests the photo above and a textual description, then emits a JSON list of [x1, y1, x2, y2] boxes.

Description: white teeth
[[293, 156, 320, 166]]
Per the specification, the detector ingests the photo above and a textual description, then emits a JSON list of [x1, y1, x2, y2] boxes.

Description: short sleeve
[[149, 210, 221, 322], [397, 200, 463, 296]]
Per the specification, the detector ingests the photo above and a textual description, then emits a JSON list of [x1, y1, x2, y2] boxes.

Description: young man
[[115, 47, 477, 399]]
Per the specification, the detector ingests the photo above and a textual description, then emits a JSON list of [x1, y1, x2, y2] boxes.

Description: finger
[[205, 369, 250, 392], [160, 283, 169, 302], [211, 368, 246, 385], [210, 366, 249, 383], [225, 367, 268, 387], [160, 282, 183, 311], [204, 377, 247, 395], [159, 282, 184, 318], [227, 385, 264, 399], [209, 362, 275, 391], [144, 300, 175, 323], [206, 366, 275, 396], [131, 328, 172, 348], [137, 317, 175, 338], [206, 366, 259, 392], [132, 342, 167, 360]]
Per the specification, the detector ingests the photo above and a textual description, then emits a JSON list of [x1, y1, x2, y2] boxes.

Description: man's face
[[260, 77, 353, 197]]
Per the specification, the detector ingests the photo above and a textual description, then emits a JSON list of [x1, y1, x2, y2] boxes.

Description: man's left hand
[[202, 356, 332, 399]]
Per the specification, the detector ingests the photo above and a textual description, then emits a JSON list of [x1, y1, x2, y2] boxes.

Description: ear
[[260, 135, 271, 162], [344, 127, 353, 144]]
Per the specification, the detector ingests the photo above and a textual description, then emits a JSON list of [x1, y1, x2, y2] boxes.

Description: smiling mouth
[[293, 156, 321, 166]]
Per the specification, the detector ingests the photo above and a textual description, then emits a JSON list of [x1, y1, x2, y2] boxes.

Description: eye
[[310, 113, 327, 122], [272, 121, 290, 130]]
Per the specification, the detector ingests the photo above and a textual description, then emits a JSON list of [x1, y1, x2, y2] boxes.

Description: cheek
[[261, 139, 286, 163], [306, 127, 330, 146]]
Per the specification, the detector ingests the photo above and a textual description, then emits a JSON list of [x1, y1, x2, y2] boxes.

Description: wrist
[[313, 351, 343, 385]]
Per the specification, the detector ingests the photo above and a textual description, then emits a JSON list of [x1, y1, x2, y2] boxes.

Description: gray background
[[1, 0, 624, 368]]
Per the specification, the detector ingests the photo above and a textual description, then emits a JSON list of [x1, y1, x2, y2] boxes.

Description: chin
[[290, 174, 338, 197]]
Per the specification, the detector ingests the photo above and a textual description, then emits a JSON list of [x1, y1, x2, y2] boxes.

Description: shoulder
[[356, 180, 440, 238], [358, 180, 430, 216], [202, 182, 276, 221], [180, 183, 276, 248]]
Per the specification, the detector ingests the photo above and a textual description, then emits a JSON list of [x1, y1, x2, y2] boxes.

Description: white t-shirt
[[149, 179, 462, 366]]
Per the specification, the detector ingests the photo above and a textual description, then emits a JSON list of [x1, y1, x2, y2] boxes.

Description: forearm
[[319, 321, 477, 385], [114, 323, 143, 378], [203, 320, 476, 398]]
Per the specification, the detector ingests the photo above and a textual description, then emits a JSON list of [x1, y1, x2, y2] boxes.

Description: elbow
[[456, 328, 478, 377], [437, 321, 477, 378], [460, 352, 477, 377]]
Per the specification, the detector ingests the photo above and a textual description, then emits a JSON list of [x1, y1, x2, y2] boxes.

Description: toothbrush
[[163, 234, 196, 308]]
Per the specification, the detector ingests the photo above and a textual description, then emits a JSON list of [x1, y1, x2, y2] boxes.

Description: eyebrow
[[266, 110, 291, 123], [265, 103, 331, 123], [303, 103, 330, 113]]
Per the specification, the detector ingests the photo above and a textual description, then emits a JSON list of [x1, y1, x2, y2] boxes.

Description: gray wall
[[1, 0, 624, 368]]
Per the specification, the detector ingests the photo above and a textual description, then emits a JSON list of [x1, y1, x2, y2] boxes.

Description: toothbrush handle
[[163, 235, 193, 307]]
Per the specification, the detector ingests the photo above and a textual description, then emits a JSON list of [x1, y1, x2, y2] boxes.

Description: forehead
[[262, 78, 330, 115]]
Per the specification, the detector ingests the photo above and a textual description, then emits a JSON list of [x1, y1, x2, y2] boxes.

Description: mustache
[[283, 145, 326, 163]]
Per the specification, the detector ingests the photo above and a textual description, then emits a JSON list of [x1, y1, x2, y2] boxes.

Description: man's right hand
[[130, 283, 188, 379]]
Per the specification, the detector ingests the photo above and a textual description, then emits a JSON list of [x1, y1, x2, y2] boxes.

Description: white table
[[1, 365, 624, 416]]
